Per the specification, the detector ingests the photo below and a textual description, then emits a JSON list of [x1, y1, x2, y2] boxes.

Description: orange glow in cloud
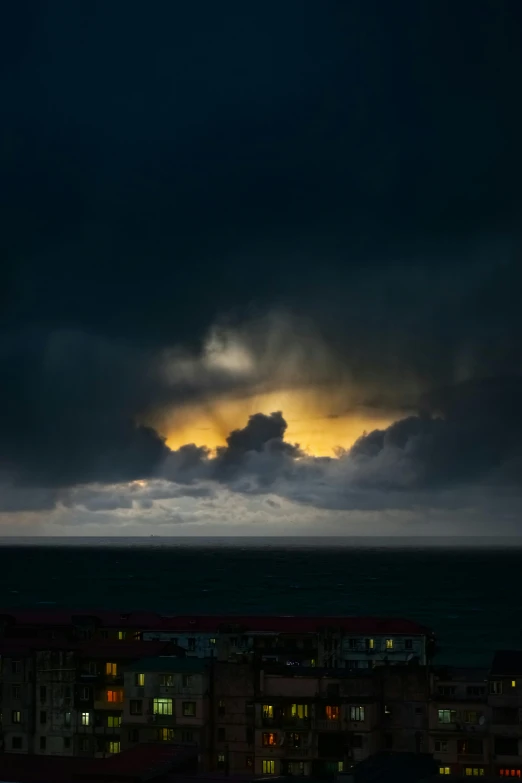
[[162, 388, 396, 457]]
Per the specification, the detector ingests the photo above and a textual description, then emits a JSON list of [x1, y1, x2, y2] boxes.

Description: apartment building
[[488, 651, 522, 779], [429, 668, 491, 777], [213, 661, 256, 774], [122, 656, 210, 766]]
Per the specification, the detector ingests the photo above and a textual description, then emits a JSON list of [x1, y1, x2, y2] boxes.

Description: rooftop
[[490, 650, 522, 676], [0, 610, 432, 636]]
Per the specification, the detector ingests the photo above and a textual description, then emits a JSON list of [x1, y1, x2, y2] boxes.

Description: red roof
[[0, 609, 431, 635]]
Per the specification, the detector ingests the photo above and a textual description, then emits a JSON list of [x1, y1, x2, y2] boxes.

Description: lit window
[[438, 709, 456, 724], [465, 768, 484, 776], [81, 712, 90, 726], [107, 715, 121, 728], [386, 639, 394, 649], [310, 658, 316, 667], [217, 753, 226, 769], [153, 698, 173, 715], [439, 767, 451, 775], [209, 638, 216, 645], [118, 631, 126, 640], [464, 711, 478, 724], [326, 705, 340, 720], [64, 712, 71, 726], [182, 701, 196, 717], [106, 662, 117, 676], [135, 673, 145, 687], [107, 690, 123, 703], [108, 741, 120, 754], [12, 710, 21, 724], [262, 760, 275, 774], [366, 638, 374, 650], [499, 770, 521, 778], [338, 762, 344, 772], [263, 704, 274, 718], [291, 703, 309, 719], [158, 727, 174, 741], [262, 732, 277, 746], [350, 706, 365, 722], [512, 680, 517, 688]]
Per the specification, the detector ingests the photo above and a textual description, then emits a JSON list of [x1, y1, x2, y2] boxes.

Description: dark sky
[[1, 1, 522, 533]]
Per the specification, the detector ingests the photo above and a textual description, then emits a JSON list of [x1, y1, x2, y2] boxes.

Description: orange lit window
[[105, 663, 117, 676], [326, 705, 340, 720], [107, 689, 123, 703], [500, 771, 522, 778], [262, 732, 277, 747]]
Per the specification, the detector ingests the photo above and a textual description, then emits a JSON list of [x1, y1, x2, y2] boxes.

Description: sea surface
[[1, 537, 520, 668]]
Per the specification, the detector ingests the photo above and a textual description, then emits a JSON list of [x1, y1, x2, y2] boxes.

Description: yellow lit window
[[338, 762, 344, 772], [263, 704, 274, 718], [512, 680, 517, 688], [81, 712, 90, 726], [262, 732, 277, 746], [439, 768, 451, 775], [367, 638, 374, 649], [153, 698, 173, 715], [326, 705, 340, 720], [108, 741, 120, 753], [107, 690, 123, 703], [262, 760, 275, 774], [158, 727, 174, 741], [386, 639, 394, 649], [310, 658, 316, 667], [465, 768, 484, 776], [291, 704, 309, 719], [135, 673, 145, 687], [105, 662, 117, 676], [107, 715, 121, 728], [118, 631, 126, 640]]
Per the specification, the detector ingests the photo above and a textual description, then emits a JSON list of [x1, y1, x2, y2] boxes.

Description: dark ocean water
[[1, 537, 520, 667]]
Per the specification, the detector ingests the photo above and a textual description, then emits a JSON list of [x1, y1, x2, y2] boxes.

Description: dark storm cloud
[[1, 1, 522, 505]]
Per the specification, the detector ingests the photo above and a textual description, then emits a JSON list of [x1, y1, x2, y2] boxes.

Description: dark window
[[385, 733, 393, 750], [40, 711, 47, 724], [12, 660, 21, 674], [327, 684, 340, 697], [128, 729, 139, 743], [438, 686, 456, 696], [12, 684, 21, 699], [246, 726, 254, 745], [245, 701, 254, 715], [187, 638, 196, 651], [458, 739, 482, 755], [79, 738, 90, 751], [217, 727, 226, 741], [182, 730, 193, 742], [64, 738, 71, 749], [217, 753, 226, 770], [100, 630, 108, 639], [12, 737, 22, 750], [218, 699, 225, 716], [435, 740, 448, 753], [496, 738, 519, 756], [289, 732, 302, 748], [182, 701, 196, 717], [40, 686, 47, 702], [80, 687, 90, 700], [40, 736, 46, 750], [405, 639, 413, 650], [351, 735, 363, 749], [467, 686, 486, 697], [246, 756, 254, 769], [349, 638, 358, 649], [130, 700, 143, 715]]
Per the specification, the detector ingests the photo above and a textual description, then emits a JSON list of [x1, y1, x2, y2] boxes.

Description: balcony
[[315, 719, 342, 732], [285, 747, 314, 758]]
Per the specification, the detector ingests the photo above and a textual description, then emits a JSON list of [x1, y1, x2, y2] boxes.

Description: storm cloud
[[2, 1, 522, 532]]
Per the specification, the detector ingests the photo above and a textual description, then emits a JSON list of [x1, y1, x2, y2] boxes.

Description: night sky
[[2, 1, 522, 535]]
